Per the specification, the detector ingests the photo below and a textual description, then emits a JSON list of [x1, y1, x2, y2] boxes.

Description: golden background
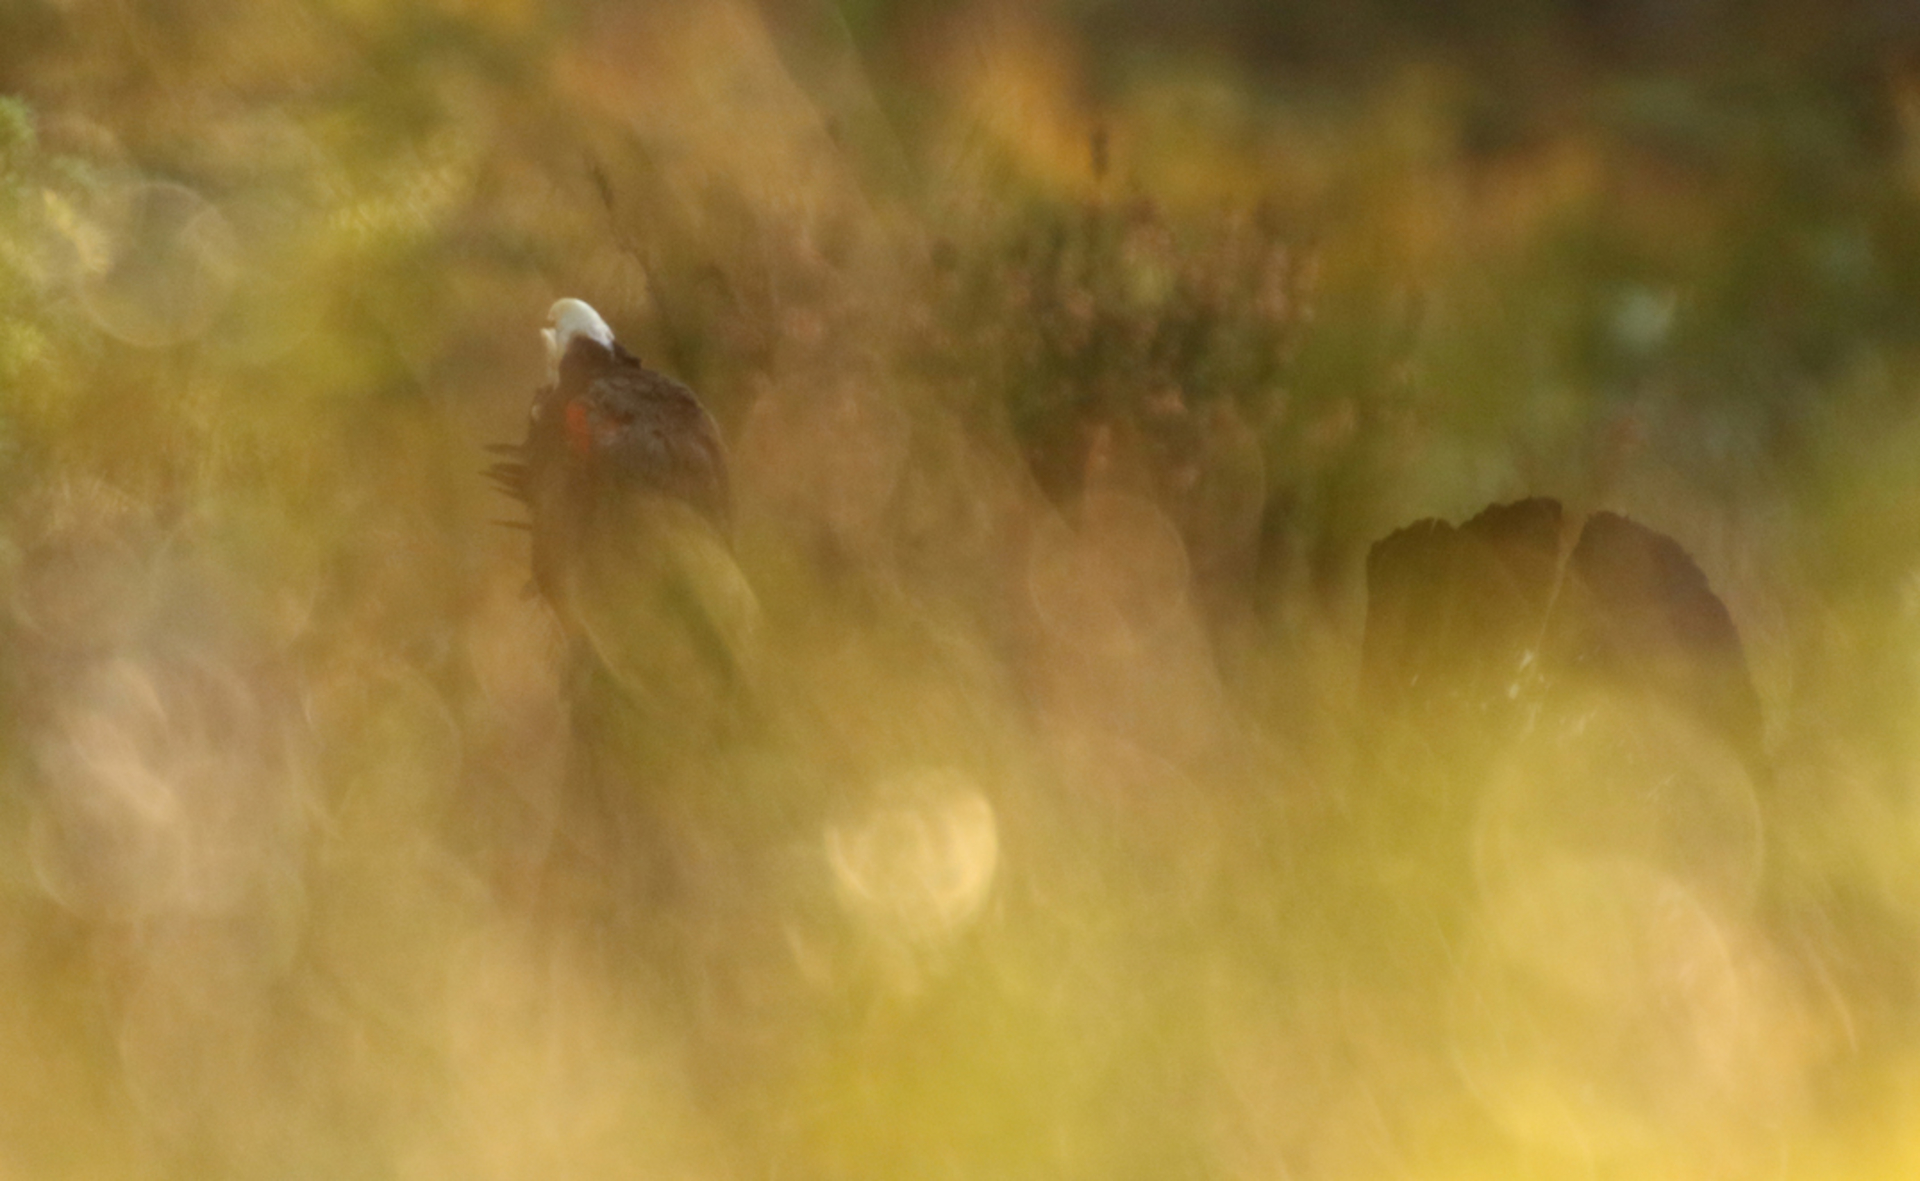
[[4, 1, 1919, 1176]]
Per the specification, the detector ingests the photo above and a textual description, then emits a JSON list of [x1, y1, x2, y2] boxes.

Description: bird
[[1360, 497, 1763, 776], [490, 297, 755, 697], [489, 297, 760, 920], [1354, 497, 1769, 886], [493, 299, 731, 601]]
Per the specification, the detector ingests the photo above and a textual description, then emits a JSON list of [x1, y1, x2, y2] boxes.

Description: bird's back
[[1353, 496, 1770, 893]]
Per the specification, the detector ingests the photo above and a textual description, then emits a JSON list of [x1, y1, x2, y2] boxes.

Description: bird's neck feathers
[[557, 336, 640, 388]]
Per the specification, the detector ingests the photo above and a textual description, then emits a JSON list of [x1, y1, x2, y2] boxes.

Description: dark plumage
[[1361, 497, 1764, 779], [1352, 494, 1771, 908], [492, 297, 732, 612], [492, 297, 758, 919]]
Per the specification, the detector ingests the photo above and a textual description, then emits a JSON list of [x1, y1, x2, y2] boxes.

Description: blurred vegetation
[[10, 0, 1920, 1178]]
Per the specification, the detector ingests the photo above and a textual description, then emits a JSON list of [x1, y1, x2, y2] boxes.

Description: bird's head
[[543, 297, 617, 384]]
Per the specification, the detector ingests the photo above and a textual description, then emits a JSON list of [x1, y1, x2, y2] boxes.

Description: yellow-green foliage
[[6, 3, 1920, 1179]]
